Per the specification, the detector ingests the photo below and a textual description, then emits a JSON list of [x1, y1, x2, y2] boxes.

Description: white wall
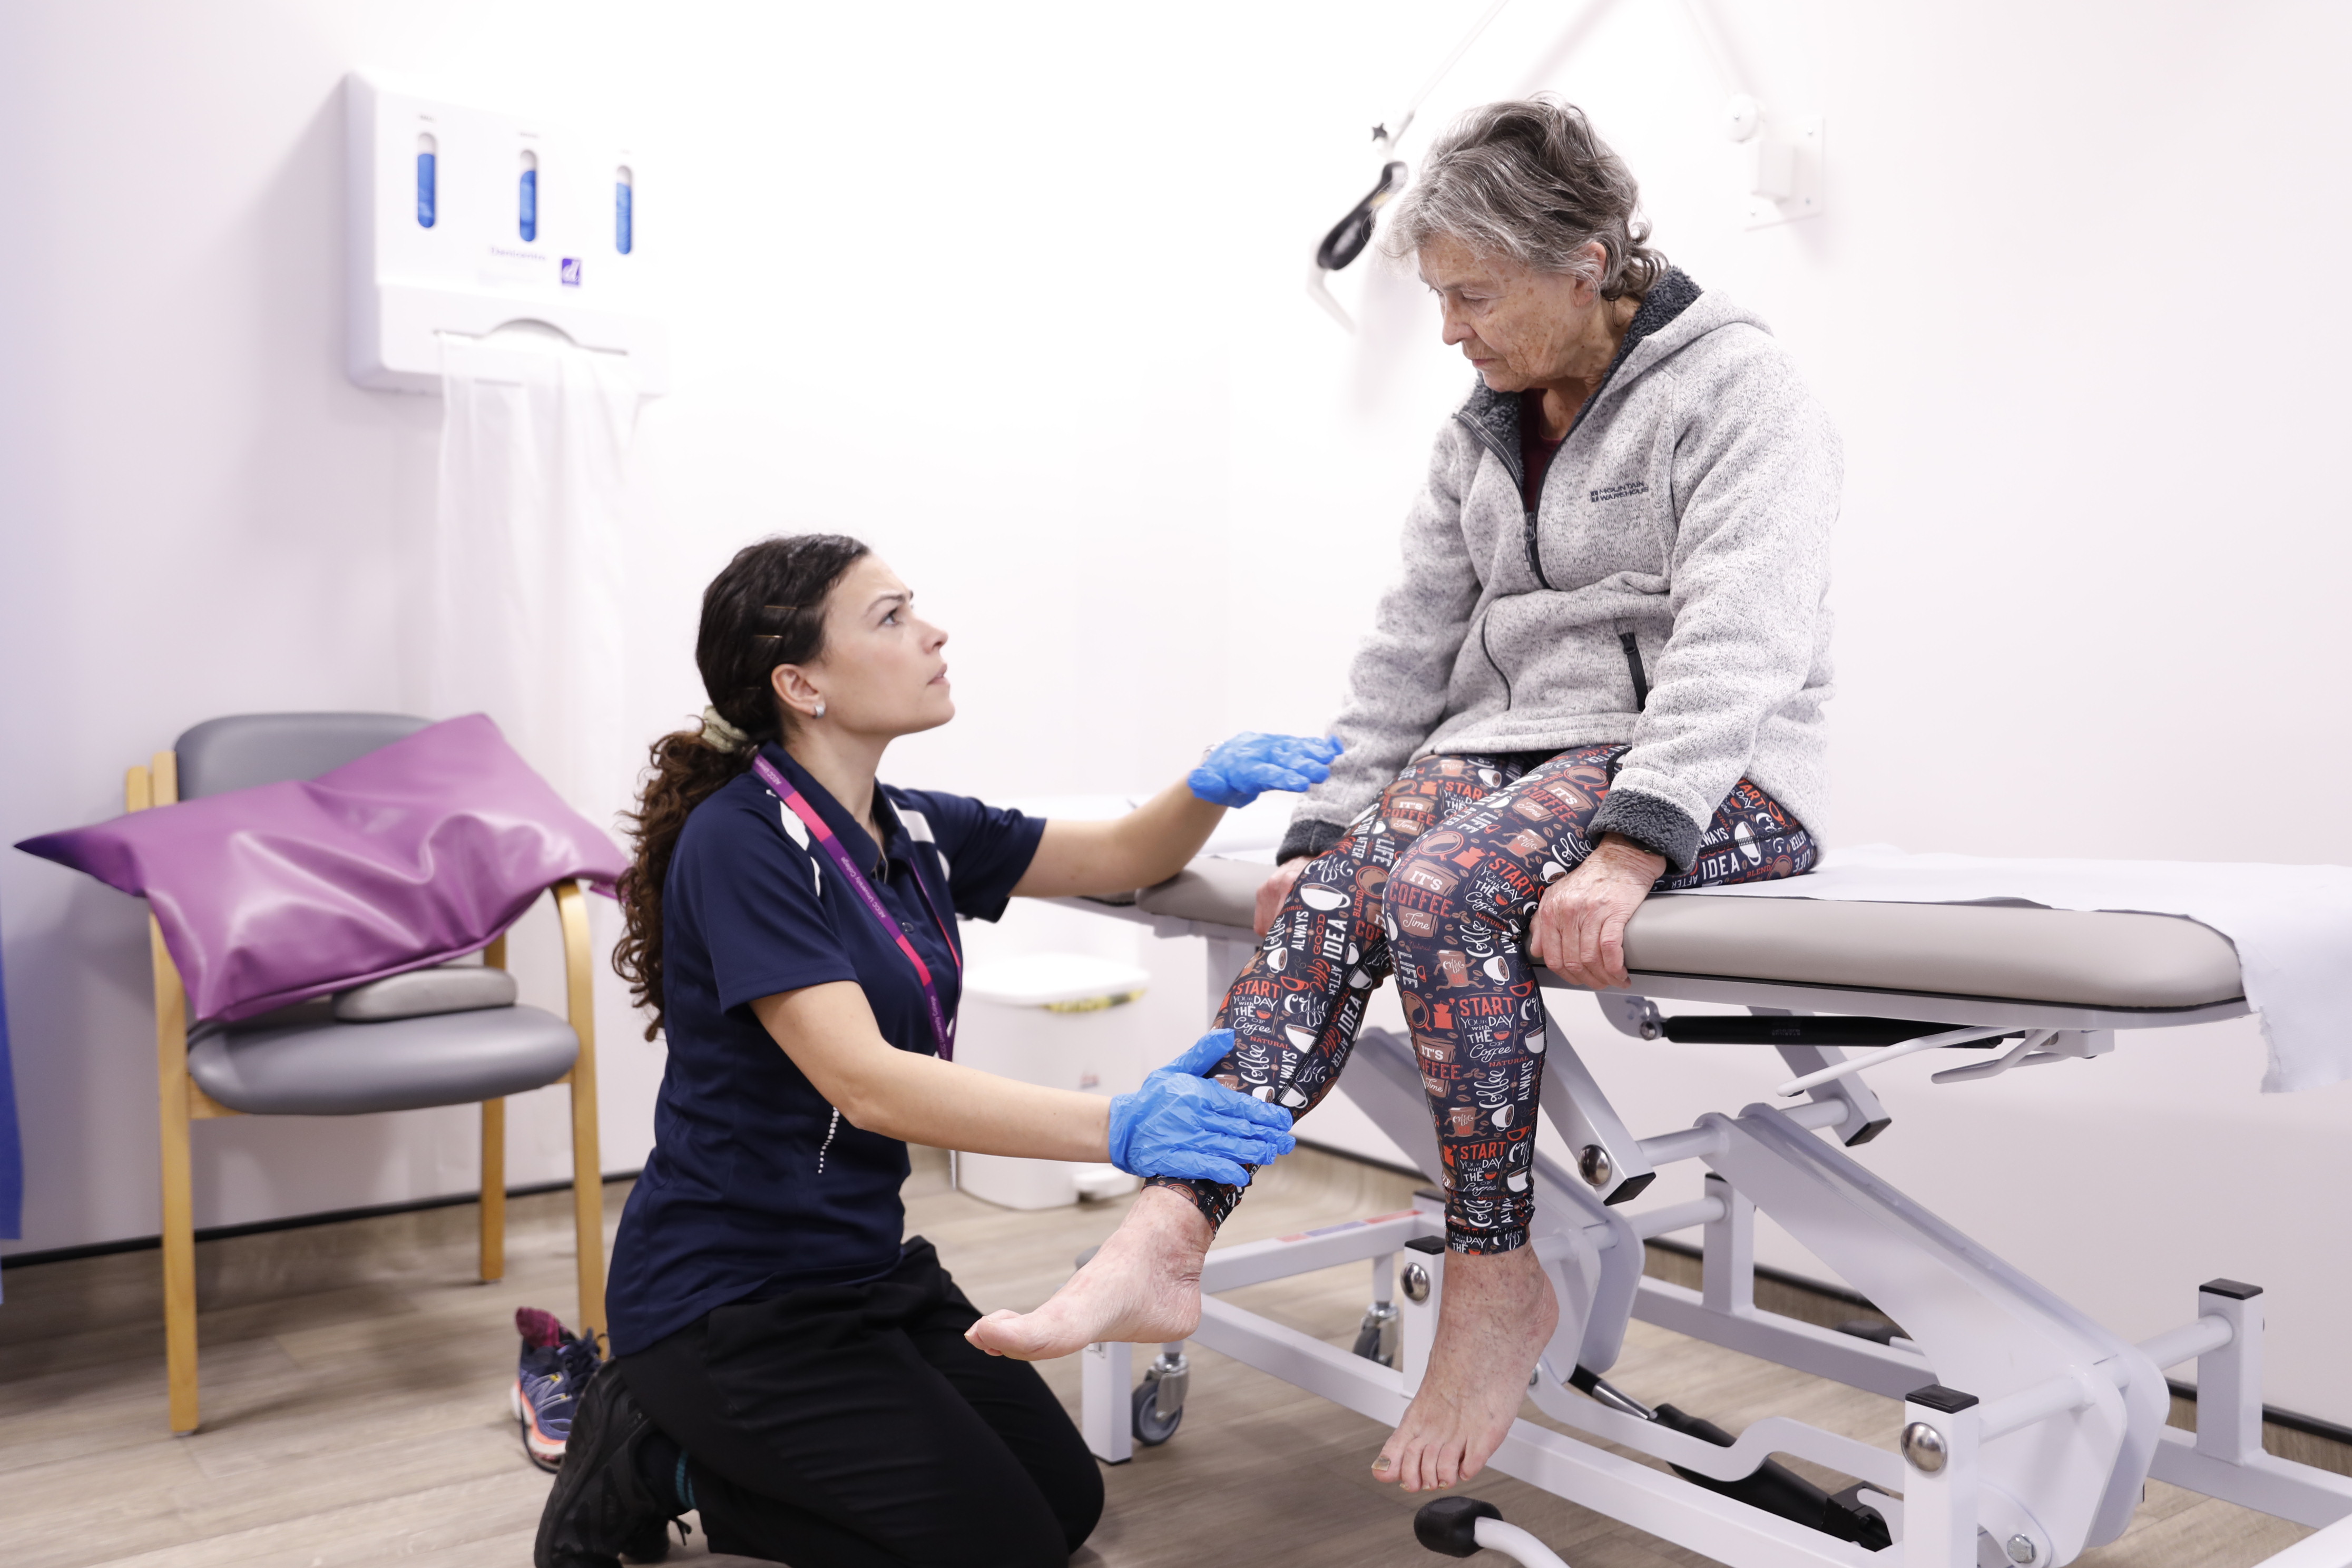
[[2, 0, 2349, 1421], [0, 0, 1244, 1260]]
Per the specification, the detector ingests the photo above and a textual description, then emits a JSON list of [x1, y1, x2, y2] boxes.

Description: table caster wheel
[[1131, 1379, 1182, 1445]]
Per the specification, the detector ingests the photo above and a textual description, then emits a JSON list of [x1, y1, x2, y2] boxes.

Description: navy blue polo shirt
[[605, 744, 1044, 1356]]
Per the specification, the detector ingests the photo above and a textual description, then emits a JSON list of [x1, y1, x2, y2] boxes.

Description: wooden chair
[[129, 713, 605, 1434]]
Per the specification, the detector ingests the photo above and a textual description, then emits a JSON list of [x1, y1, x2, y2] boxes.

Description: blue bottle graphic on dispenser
[[518, 149, 538, 242], [615, 165, 633, 254], [416, 132, 437, 228]]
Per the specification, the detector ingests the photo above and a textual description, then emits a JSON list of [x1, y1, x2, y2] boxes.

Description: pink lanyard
[[750, 753, 961, 1061]]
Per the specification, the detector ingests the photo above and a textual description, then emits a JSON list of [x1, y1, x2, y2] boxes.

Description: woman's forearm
[[842, 1049, 1113, 1160], [754, 983, 1111, 1159], [1012, 779, 1223, 898], [1106, 778, 1224, 887]]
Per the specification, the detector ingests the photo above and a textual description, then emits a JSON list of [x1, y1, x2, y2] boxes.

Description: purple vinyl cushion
[[16, 715, 626, 1023]]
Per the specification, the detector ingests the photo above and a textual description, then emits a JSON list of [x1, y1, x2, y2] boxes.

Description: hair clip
[[699, 706, 750, 753]]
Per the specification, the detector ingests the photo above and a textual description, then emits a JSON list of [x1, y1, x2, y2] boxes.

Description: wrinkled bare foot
[[1374, 1246, 1557, 1492], [966, 1184, 1215, 1360]]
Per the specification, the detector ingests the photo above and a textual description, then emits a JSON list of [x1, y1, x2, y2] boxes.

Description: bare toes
[[1394, 1442, 1428, 1492]]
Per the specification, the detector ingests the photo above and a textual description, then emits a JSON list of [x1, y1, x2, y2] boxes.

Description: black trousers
[[617, 1239, 1103, 1567]]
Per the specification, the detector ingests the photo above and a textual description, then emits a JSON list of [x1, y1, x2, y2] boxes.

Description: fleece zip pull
[[1618, 630, 1651, 711]]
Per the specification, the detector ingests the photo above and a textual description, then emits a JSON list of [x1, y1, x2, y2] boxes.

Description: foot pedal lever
[[1654, 1404, 1892, 1552], [1567, 1367, 1892, 1553]]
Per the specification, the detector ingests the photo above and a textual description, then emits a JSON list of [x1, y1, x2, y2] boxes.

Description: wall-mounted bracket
[[1724, 95, 1825, 230]]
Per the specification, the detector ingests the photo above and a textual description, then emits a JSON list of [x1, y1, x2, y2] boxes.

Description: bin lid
[[964, 953, 1151, 1009]]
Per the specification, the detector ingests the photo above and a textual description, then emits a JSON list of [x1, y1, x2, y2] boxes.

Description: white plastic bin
[[954, 953, 1151, 1211]]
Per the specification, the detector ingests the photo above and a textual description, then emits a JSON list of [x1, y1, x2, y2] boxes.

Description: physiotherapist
[[533, 533, 1336, 1568]]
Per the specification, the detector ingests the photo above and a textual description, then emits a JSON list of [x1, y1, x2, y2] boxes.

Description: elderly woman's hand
[[1530, 835, 1668, 989], [1255, 858, 1308, 936]]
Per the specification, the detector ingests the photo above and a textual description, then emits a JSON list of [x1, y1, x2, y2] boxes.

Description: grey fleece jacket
[[1281, 271, 1840, 874]]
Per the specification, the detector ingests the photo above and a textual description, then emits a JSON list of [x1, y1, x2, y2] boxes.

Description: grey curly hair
[[1383, 96, 1667, 301]]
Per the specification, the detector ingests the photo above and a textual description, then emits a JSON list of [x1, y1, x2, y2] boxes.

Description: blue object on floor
[[0, 905, 20, 1249]]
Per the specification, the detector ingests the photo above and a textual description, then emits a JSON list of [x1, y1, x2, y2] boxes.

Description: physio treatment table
[[1057, 857, 2352, 1568]]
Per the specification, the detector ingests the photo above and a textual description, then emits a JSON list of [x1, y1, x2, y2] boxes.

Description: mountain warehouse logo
[[1590, 481, 1649, 504]]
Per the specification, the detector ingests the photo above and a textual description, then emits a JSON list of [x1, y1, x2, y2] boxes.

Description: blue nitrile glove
[[1188, 732, 1346, 809], [1108, 1030, 1297, 1185]]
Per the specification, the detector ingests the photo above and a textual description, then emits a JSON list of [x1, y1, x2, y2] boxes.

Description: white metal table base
[[1080, 1196, 2352, 1565], [1057, 896, 2352, 1566]]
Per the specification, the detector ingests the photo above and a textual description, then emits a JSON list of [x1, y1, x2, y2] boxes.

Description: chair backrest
[[175, 713, 434, 799]]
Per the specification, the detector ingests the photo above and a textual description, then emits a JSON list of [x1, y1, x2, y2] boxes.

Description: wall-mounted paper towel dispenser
[[345, 74, 668, 395]]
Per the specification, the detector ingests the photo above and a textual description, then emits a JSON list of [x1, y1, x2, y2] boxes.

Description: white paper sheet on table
[[1682, 844, 2352, 1094]]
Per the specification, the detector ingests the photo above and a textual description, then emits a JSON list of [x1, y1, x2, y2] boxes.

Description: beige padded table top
[[1128, 857, 2246, 1013]]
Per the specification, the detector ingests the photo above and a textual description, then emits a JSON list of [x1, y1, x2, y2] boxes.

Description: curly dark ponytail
[[613, 534, 871, 1038]]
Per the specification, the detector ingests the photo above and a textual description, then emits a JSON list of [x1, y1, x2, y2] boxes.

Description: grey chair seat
[[188, 1004, 580, 1115], [1132, 857, 2246, 1012]]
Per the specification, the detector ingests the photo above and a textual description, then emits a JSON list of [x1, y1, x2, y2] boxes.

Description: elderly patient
[[971, 96, 1840, 1491]]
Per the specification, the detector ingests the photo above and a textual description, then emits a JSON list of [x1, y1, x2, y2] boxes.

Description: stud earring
[[814, 701, 826, 718]]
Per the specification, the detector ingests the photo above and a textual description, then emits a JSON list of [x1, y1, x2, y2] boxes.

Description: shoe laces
[[554, 1331, 604, 1393]]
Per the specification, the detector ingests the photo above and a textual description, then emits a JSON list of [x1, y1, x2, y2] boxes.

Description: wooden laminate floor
[[0, 1148, 2314, 1567]]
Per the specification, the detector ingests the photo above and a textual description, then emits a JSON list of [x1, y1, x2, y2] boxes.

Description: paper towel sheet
[[431, 324, 640, 830], [1686, 845, 2352, 1093]]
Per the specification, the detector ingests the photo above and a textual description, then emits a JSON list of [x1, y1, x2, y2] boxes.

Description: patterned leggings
[[1149, 744, 1815, 1254]]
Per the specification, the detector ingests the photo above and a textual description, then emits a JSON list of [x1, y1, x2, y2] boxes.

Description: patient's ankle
[[1128, 1181, 1217, 1255]]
